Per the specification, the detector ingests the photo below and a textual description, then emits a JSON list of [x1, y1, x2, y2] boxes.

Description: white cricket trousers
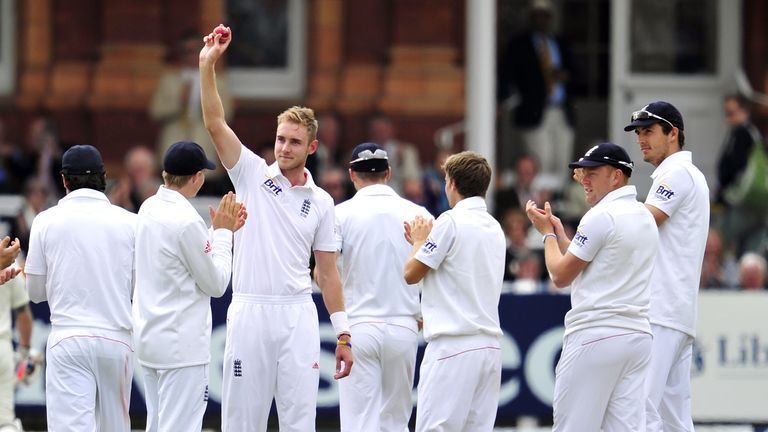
[[553, 327, 651, 432], [222, 293, 320, 432], [0, 342, 15, 425], [142, 364, 209, 432], [45, 327, 133, 432], [645, 324, 695, 432], [339, 319, 419, 432], [521, 106, 574, 184], [415, 333, 501, 432]]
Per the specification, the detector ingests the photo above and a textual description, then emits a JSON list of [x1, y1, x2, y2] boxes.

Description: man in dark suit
[[499, 0, 576, 188]]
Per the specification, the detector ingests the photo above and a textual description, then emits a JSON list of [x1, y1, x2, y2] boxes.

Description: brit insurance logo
[[654, 183, 675, 201], [422, 237, 438, 254], [261, 177, 283, 197], [573, 228, 588, 247], [300, 199, 311, 218]]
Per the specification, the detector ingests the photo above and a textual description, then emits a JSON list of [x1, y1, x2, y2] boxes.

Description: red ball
[[214, 26, 230, 43]]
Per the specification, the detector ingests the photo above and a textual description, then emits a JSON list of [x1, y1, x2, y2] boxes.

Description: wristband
[[337, 338, 352, 349], [542, 233, 558, 244], [329, 311, 350, 337]]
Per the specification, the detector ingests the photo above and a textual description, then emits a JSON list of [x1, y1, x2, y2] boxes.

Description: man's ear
[[308, 139, 319, 155]]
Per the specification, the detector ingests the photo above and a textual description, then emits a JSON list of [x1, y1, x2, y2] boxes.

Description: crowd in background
[[0, 94, 766, 295]]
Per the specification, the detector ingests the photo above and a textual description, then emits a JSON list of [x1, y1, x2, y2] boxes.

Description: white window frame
[[0, 0, 16, 96], [227, 0, 306, 99]]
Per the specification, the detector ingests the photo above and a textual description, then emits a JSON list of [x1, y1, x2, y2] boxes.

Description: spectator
[[319, 165, 352, 205], [700, 227, 738, 289], [6, 115, 64, 197], [368, 115, 422, 201], [422, 147, 451, 217], [0, 119, 17, 193], [739, 252, 767, 290], [150, 31, 234, 195], [501, 207, 542, 283], [716, 94, 768, 257], [495, 154, 555, 219], [13, 178, 52, 257], [306, 113, 344, 180], [499, 0, 576, 187], [108, 145, 162, 212]]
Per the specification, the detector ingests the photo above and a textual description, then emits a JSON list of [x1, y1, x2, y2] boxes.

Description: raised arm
[[199, 25, 242, 169]]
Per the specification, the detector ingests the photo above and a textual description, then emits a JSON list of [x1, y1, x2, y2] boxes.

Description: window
[[226, 0, 306, 99], [630, 0, 717, 74], [0, 0, 16, 96]]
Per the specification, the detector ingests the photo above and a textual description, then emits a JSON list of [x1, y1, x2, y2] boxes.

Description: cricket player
[[335, 142, 432, 431], [526, 143, 658, 431], [25, 145, 137, 431], [625, 101, 709, 432], [133, 141, 242, 431], [200, 26, 353, 431], [404, 151, 505, 432], [0, 271, 32, 432]]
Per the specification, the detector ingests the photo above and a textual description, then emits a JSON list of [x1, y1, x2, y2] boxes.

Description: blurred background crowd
[[0, 0, 767, 295]]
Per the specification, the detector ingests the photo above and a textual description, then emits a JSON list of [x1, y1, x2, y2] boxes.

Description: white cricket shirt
[[565, 185, 658, 336], [227, 145, 336, 296], [414, 196, 505, 342], [133, 186, 233, 369], [25, 189, 137, 333], [334, 184, 432, 322], [645, 151, 709, 337]]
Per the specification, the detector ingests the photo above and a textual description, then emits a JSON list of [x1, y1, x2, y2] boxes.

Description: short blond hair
[[162, 171, 194, 189], [277, 106, 318, 143]]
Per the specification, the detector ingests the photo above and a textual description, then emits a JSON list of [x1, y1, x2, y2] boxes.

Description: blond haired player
[[200, 25, 353, 431], [133, 141, 243, 431], [526, 143, 658, 431]]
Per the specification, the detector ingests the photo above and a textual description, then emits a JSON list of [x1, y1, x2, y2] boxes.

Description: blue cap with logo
[[624, 101, 684, 132], [568, 142, 634, 177], [163, 141, 216, 175], [349, 142, 389, 172], [61, 145, 105, 175]]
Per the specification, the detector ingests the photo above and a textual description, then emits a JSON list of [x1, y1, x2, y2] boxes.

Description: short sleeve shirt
[[227, 145, 336, 295], [564, 186, 658, 336], [645, 151, 710, 336]]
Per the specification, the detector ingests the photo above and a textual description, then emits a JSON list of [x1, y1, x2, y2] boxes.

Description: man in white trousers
[[0, 270, 32, 432], [525, 142, 658, 431], [133, 141, 243, 431], [404, 151, 505, 432], [335, 142, 432, 431], [25, 145, 137, 431], [200, 25, 353, 431], [625, 101, 709, 432]]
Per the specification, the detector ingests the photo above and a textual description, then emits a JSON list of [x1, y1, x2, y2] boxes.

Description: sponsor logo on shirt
[[312, 361, 319, 370], [261, 177, 283, 197], [300, 199, 311, 218], [654, 183, 675, 201], [422, 237, 438, 253], [573, 229, 588, 247], [233, 359, 242, 377], [204, 240, 212, 254]]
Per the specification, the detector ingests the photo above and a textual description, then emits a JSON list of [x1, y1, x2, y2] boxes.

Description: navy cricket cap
[[163, 141, 216, 175], [568, 143, 634, 177], [624, 101, 684, 132], [61, 145, 105, 175], [349, 142, 389, 172]]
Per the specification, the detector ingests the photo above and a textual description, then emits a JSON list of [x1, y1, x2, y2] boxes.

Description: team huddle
[[19, 25, 706, 432]]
